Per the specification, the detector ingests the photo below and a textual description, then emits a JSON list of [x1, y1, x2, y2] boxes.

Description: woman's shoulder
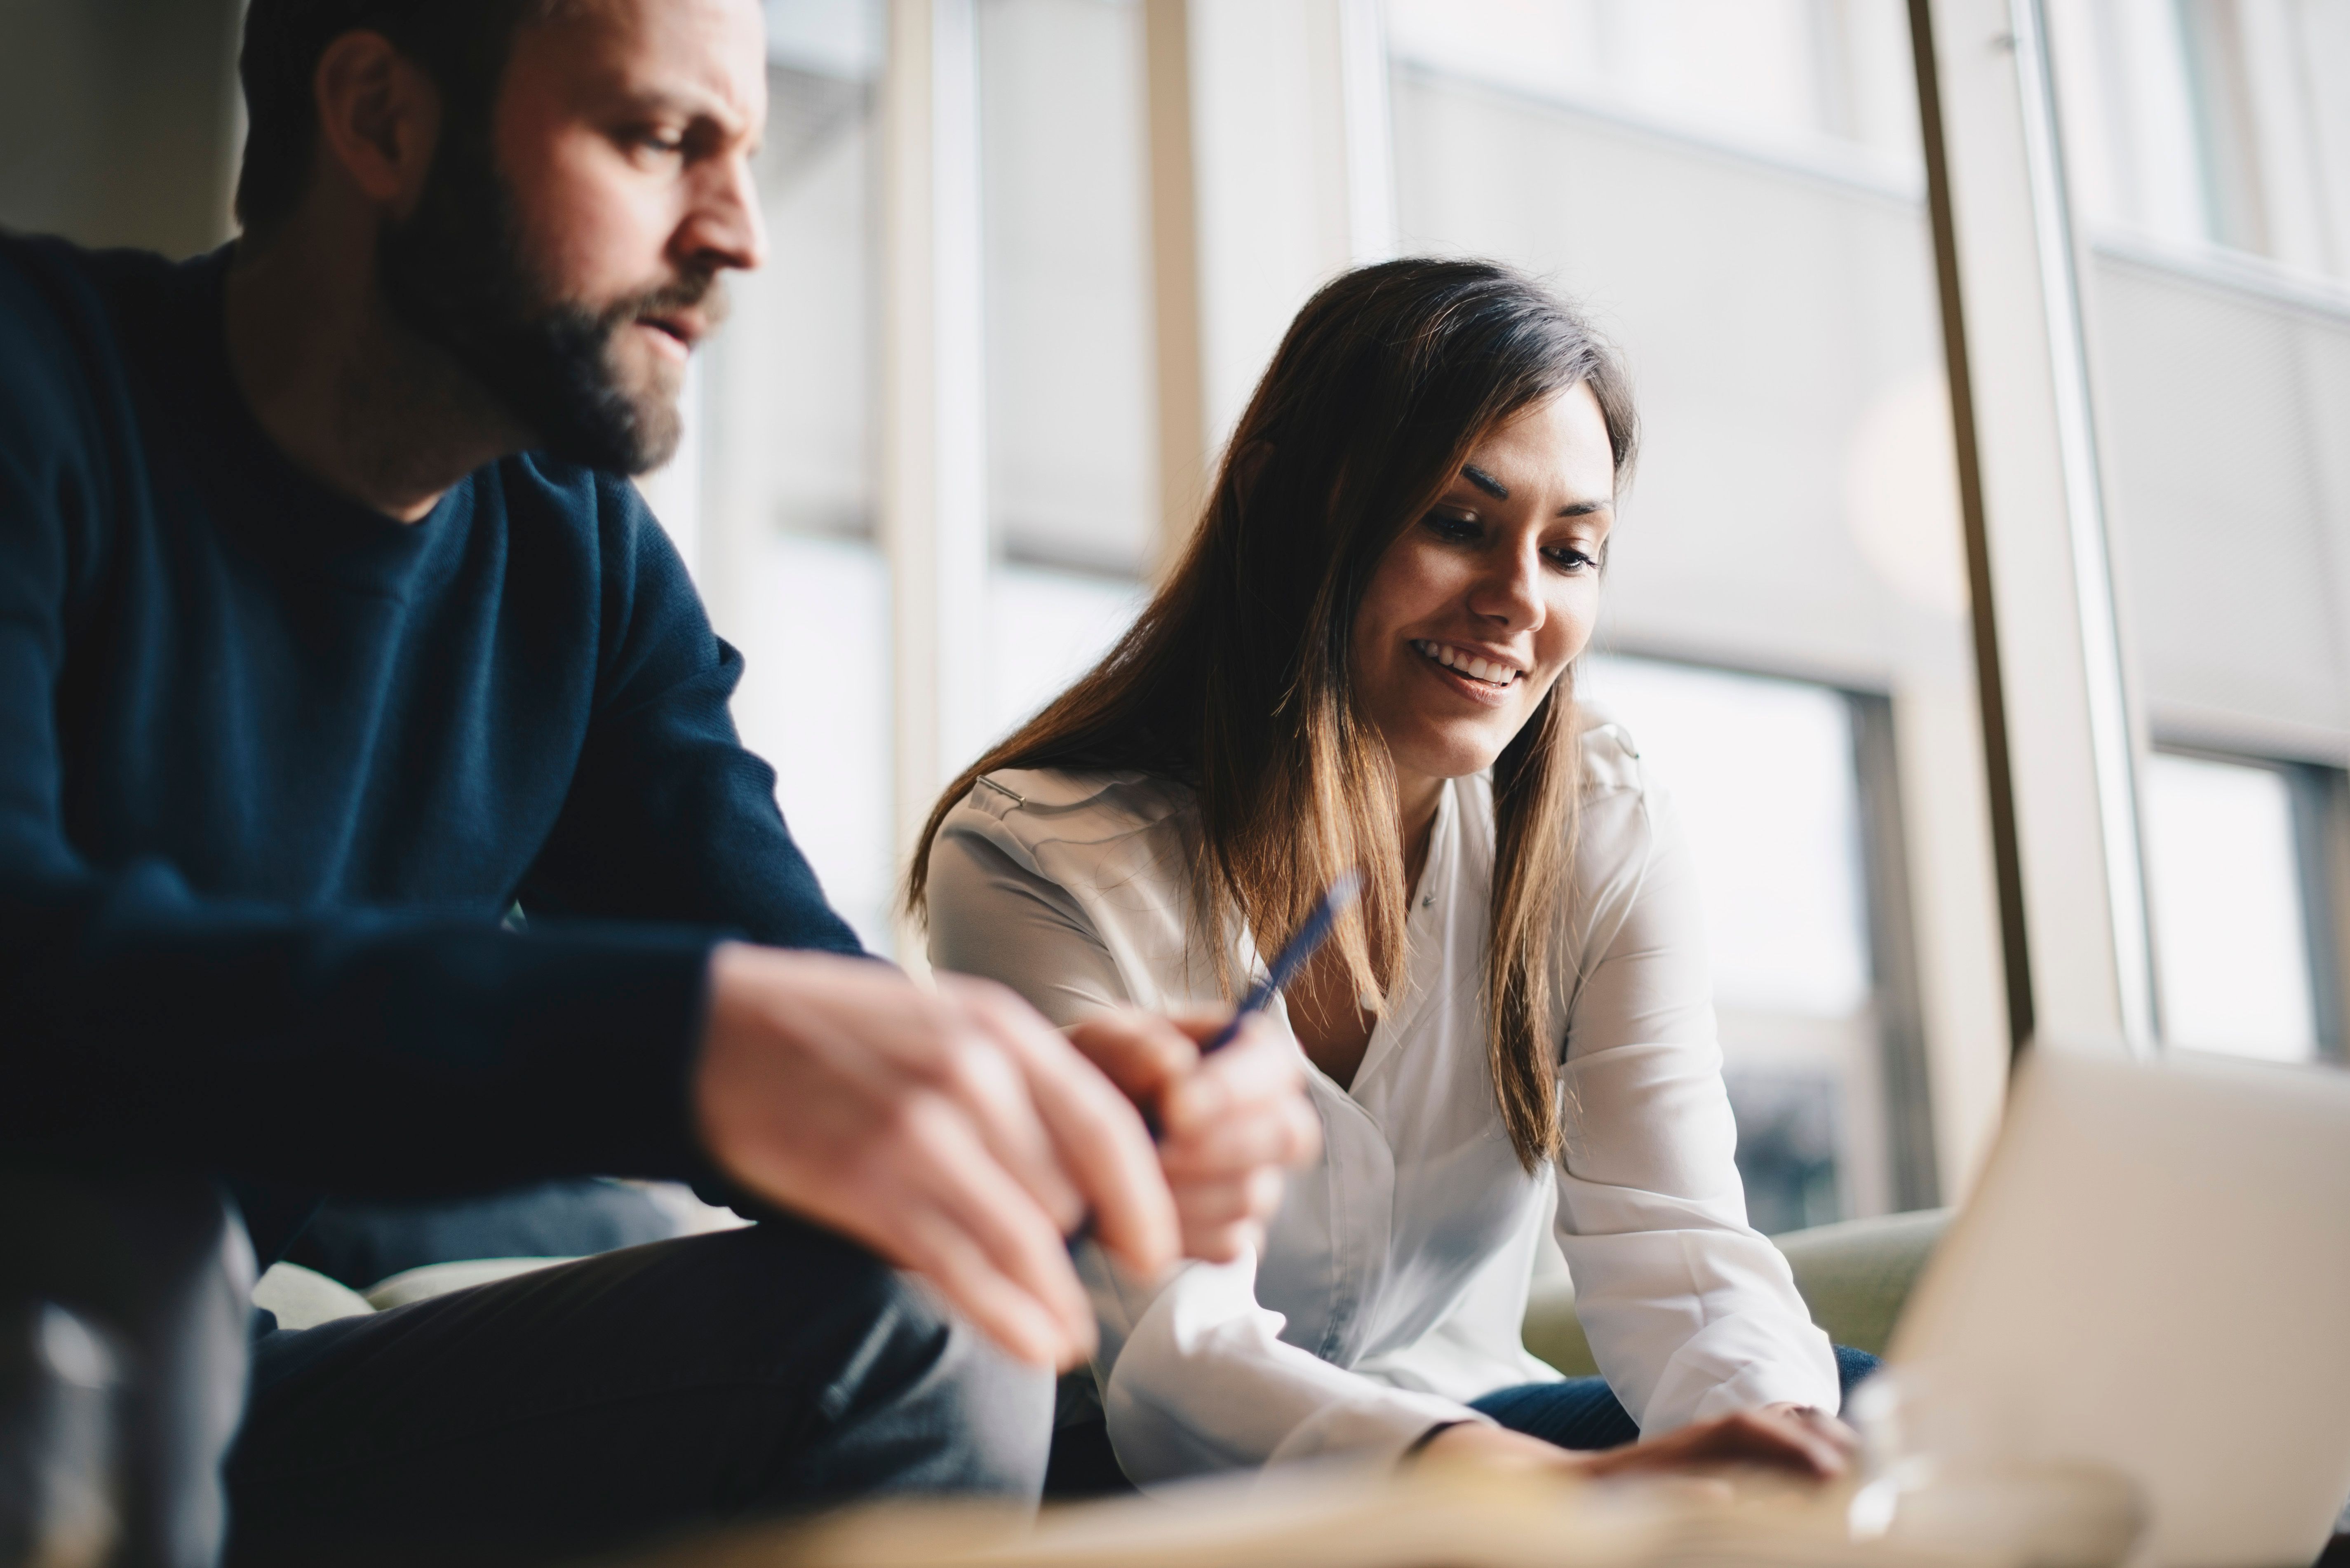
[[1572, 700, 1649, 803], [935, 766, 1196, 867]]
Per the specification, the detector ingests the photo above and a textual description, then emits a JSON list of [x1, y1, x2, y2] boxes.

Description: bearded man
[[0, 2, 1318, 1565]]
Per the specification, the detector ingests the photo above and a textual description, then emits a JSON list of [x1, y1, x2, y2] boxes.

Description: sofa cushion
[[1774, 1207, 1949, 1357]]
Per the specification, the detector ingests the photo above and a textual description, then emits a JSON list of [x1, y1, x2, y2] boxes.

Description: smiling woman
[[909, 258, 1873, 1491], [914, 258, 1637, 1169]]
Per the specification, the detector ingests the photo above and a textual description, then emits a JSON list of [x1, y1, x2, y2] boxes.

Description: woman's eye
[[1545, 545, 1599, 572], [1423, 512, 1481, 541]]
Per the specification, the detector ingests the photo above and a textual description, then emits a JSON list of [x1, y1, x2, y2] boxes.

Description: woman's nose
[[1468, 544, 1545, 631]]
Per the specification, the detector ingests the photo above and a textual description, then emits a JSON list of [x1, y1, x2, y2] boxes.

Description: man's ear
[[311, 31, 443, 218]]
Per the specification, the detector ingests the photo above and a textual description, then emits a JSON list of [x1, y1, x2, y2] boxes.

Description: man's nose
[[678, 153, 766, 275]]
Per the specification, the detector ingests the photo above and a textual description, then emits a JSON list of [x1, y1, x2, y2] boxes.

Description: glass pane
[[701, 1, 897, 953], [1582, 656, 1875, 1232], [2143, 752, 2319, 1062], [976, 0, 1156, 749], [1582, 658, 1869, 1017], [978, 0, 1158, 577], [1388, 0, 2002, 1214], [2044, 1, 2350, 1059], [987, 564, 1149, 741]]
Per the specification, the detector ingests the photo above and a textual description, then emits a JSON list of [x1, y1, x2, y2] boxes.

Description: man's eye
[[633, 131, 686, 157]]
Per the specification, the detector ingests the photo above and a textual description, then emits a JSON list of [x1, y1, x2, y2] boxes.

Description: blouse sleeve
[[925, 829, 1130, 1025], [1548, 741, 1840, 1433], [925, 805, 1487, 1482]]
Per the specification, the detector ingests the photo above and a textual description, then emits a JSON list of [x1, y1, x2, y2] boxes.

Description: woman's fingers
[[1582, 1407, 1853, 1482], [1156, 1016, 1319, 1190], [1171, 1167, 1287, 1228], [1159, 1094, 1321, 1179], [1693, 1408, 1851, 1477], [1156, 1015, 1300, 1137], [1168, 1168, 1288, 1260], [1062, 1009, 1199, 1103], [1757, 1402, 1860, 1466]]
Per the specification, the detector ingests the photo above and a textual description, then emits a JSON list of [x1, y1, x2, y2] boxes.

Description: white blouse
[[925, 719, 1837, 1484]]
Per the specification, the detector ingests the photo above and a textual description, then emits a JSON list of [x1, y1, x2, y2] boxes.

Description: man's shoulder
[[486, 457, 707, 655], [0, 232, 207, 442], [0, 234, 118, 405], [0, 231, 187, 355], [488, 457, 677, 575], [492, 456, 665, 555]]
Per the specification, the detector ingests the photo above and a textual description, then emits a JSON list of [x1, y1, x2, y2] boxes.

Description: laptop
[[1886, 1042, 2350, 1568]]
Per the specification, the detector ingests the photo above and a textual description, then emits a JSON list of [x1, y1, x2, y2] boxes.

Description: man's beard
[[375, 133, 716, 476]]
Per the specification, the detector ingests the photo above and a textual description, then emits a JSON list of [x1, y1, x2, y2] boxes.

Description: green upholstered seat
[[1521, 1207, 1952, 1378]]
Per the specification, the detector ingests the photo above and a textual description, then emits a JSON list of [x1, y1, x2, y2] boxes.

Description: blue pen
[[1199, 869, 1364, 1056], [1070, 870, 1362, 1248]]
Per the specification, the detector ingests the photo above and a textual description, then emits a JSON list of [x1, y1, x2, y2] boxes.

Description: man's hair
[[234, 0, 555, 235]]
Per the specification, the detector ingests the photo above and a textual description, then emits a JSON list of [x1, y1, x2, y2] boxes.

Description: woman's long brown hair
[[909, 259, 1637, 1168]]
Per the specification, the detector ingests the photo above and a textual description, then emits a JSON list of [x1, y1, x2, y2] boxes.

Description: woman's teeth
[[1412, 640, 1518, 686]]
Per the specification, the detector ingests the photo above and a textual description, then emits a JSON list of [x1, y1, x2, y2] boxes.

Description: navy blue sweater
[[0, 235, 862, 1242]]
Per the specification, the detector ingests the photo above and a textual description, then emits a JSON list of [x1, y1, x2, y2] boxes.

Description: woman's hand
[[1581, 1403, 1857, 1480], [1062, 1008, 1323, 1262], [1415, 1402, 1858, 1482]]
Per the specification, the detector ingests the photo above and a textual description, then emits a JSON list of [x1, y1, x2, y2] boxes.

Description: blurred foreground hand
[[1419, 1403, 1859, 1484], [695, 947, 1179, 1369]]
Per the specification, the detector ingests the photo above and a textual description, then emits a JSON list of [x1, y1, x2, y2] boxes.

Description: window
[[2040, 0, 2350, 1063], [977, 0, 1157, 742], [696, 0, 896, 952], [1386, 0, 2000, 1214], [2142, 750, 2336, 1063]]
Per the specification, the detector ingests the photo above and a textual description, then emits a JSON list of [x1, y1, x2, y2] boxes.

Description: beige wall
[[0, 0, 245, 257]]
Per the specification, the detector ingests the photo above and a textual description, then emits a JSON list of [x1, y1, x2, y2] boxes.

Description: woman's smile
[[1410, 638, 1525, 707], [1411, 638, 1524, 687]]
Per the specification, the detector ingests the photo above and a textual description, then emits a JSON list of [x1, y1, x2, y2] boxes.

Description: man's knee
[[869, 1282, 1054, 1501], [740, 1225, 1053, 1505]]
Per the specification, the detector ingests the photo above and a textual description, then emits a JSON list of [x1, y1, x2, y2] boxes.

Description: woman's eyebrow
[[1558, 499, 1612, 518], [1462, 464, 1509, 499]]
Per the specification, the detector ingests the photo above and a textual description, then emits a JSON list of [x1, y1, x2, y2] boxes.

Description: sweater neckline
[[171, 246, 469, 594]]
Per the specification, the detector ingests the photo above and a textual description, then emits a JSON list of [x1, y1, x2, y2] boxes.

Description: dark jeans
[[231, 1220, 1051, 1566], [1470, 1345, 1882, 1450], [6, 1173, 1051, 1568]]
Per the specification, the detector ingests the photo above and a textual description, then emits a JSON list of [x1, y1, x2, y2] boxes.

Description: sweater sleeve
[[0, 273, 714, 1196], [512, 475, 864, 958], [1548, 746, 1840, 1434]]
